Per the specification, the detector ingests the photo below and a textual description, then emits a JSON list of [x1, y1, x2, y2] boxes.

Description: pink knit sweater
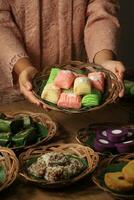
[[0, 0, 120, 104]]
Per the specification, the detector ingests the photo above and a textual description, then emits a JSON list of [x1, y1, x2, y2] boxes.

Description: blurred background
[[119, 0, 134, 70]]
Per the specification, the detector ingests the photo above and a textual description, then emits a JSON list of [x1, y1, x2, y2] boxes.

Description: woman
[[0, 0, 125, 106]]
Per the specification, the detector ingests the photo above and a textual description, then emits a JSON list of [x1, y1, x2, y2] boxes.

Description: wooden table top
[[0, 99, 133, 200]]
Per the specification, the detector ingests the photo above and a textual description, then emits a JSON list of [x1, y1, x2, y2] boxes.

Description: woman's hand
[[94, 50, 126, 97], [101, 60, 125, 97], [19, 66, 42, 105]]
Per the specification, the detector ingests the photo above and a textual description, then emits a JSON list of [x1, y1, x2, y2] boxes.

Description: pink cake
[[57, 92, 81, 109], [54, 70, 75, 89], [88, 72, 105, 92]]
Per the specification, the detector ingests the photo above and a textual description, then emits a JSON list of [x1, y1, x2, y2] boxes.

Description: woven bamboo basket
[[92, 153, 134, 199], [76, 122, 134, 155], [32, 61, 122, 113], [19, 143, 99, 188], [0, 147, 19, 191], [1, 111, 57, 151]]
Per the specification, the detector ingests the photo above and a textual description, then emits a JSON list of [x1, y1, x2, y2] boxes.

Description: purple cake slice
[[107, 128, 128, 143], [94, 138, 115, 152], [115, 140, 134, 153]]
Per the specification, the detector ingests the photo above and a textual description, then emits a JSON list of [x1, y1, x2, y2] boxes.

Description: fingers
[[21, 86, 41, 106], [119, 80, 125, 98], [116, 63, 125, 98], [116, 62, 126, 80]]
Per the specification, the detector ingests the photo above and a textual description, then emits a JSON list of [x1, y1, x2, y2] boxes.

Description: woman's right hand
[[19, 66, 42, 106]]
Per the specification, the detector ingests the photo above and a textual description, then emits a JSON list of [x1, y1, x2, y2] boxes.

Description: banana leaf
[[0, 119, 11, 132], [34, 122, 48, 141], [0, 132, 11, 146], [23, 116, 34, 129], [0, 165, 6, 184], [10, 117, 24, 134], [12, 127, 37, 147]]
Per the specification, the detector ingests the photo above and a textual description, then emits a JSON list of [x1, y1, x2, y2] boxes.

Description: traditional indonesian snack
[[73, 77, 91, 95], [104, 172, 134, 192], [94, 138, 115, 152], [0, 113, 49, 148], [78, 125, 134, 154], [88, 72, 105, 92], [47, 68, 61, 84], [41, 83, 61, 104], [122, 160, 134, 183], [104, 160, 134, 192], [81, 93, 100, 107], [40, 67, 106, 110], [57, 90, 81, 109], [93, 128, 134, 153], [54, 70, 76, 89], [27, 152, 87, 183]]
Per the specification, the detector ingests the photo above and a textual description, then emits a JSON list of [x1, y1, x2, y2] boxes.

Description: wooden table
[[0, 99, 133, 200]]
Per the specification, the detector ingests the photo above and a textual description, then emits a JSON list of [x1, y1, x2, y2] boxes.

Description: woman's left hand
[[101, 60, 126, 97]]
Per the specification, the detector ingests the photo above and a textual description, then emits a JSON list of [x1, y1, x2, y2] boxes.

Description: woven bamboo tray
[[92, 153, 134, 199], [19, 143, 99, 188], [76, 122, 134, 155], [32, 61, 122, 113], [0, 147, 19, 191], [1, 111, 57, 151]]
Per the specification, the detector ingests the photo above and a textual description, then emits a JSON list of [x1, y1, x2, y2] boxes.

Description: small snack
[[122, 160, 134, 183], [28, 158, 46, 178], [74, 77, 91, 95], [54, 70, 75, 89], [0, 133, 11, 146], [107, 128, 128, 143], [115, 140, 134, 153], [28, 152, 85, 183], [57, 90, 81, 109], [47, 68, 61, 84], [12, 127, 37, 147], [0, 119, 11, 132], [88, 72, 105, 92], [10, 117, 26, 134], [81, 93, 100, 107], [41, 83, 61, 104], [104, 172, 134, 192], [93, 138, 115, 152]]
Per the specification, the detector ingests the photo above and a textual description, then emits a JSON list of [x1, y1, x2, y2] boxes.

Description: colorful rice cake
[[57, 90, 81, 109], [41, 83, 61, 104], [73, 77, 91, 95], [54, 70, 75, 89], [88, 72, 105, 92]]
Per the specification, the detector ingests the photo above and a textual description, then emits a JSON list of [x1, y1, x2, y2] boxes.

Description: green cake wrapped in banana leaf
[[0, 113, 49, 149]]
